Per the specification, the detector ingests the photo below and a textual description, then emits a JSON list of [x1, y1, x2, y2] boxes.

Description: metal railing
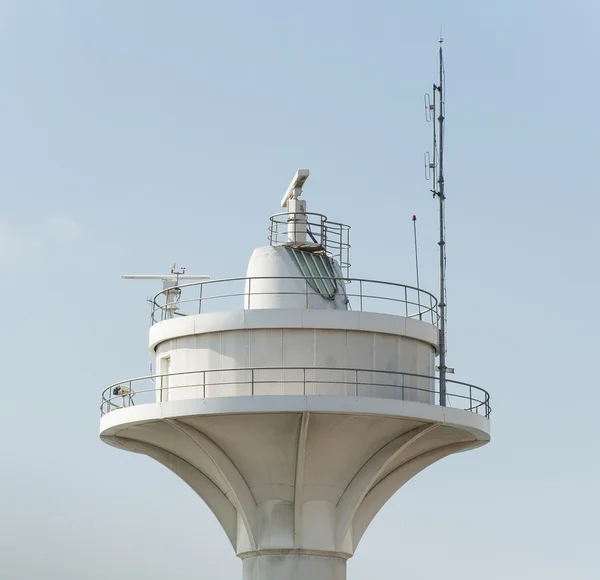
[[100, 366, 491, 418], [150, 276, 439, 325], [268, 212, 351, 274]]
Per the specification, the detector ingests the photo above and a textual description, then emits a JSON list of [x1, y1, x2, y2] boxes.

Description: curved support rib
[[293, 412, 310, 545], [109, 436, 238, 548], [165, 419, 258, 551], [335, 423, 439, 547], [352, 441, 481, 549]]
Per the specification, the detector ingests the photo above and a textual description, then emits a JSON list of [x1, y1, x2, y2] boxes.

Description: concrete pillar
[[242, 553, 347, 580]]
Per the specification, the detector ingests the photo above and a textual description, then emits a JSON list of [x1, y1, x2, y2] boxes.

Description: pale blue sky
[[1, 1, 598, 579]]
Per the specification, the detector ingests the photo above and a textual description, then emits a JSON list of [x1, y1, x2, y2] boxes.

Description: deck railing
[[150, 276, 439, 325], [100, 366, 491, 418]]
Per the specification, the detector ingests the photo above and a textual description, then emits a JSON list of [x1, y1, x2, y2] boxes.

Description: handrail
[[149, 276, 439, 326], [268, 211, 351, 274], [100, 366, 491, 418]]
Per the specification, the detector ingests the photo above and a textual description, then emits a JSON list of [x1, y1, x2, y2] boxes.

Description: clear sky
[[1, 1, 598, 579]]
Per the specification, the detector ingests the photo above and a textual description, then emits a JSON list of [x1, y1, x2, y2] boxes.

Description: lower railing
[[101, 367, 491, 418]]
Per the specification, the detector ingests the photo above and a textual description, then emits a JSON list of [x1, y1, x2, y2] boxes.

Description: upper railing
[[269, 212, 351, 275], [150, 276, 439, 325], [100, 366, 491, 418]]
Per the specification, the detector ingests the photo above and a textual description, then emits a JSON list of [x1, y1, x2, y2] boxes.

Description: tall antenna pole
[[435, 39, 447, 407], [412, 214, 422, 320]]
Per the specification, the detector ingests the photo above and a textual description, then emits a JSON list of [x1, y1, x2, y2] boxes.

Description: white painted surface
[[286, 199, 308, 242], [242, 554, 346, 580], [153, 328, 434, 403], [244, 246, 348, 310], [100, 394, 490, 441], [158, 355, 170, 403], [148, 305, 438, 405], [101, 397, 489, 559], [148, 309, 439, 351], [101, 228, 490, 579], [281, 168, 310, 207]]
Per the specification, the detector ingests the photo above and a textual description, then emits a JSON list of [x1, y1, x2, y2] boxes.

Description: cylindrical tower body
[[100, 203, 490, 580], [243, 553, 346, 580]]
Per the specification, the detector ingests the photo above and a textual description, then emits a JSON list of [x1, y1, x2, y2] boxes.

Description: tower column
[[242, 552, 347, 580]]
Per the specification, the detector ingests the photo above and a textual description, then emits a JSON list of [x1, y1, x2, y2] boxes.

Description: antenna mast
[[425, 38, 447, 407], [436, 39, 447, 407]]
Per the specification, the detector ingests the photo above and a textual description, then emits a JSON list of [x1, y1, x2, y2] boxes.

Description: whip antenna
[[412, 215, 422, 320]]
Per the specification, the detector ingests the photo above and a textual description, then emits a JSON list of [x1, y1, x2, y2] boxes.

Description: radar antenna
[[425, 38, 448, 406], [123, 265, 210, 320], [281, 169, 310, 244]]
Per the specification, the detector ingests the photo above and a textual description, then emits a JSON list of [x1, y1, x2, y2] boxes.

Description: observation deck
[[100, 275, 490, 419]]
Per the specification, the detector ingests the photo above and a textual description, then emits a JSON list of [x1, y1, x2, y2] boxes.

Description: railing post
[[303, 367, 306, 396], [203, 371, 206, 399], [198, 284, 203, 314], [469, 385, 472, 411], [404, 286, 408, 317], [248, 278, 252, 309], [355, 369, 358, 397], [359, 280, 363, 311]]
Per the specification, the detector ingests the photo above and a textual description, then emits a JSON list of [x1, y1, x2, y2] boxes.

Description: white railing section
[[150, 277, 439, 325], [269, 211, 351, 274], [100, 367, 491, 418]]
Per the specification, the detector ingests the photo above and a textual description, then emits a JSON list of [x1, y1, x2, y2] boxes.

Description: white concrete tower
[[100, 170, 491, 580]]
